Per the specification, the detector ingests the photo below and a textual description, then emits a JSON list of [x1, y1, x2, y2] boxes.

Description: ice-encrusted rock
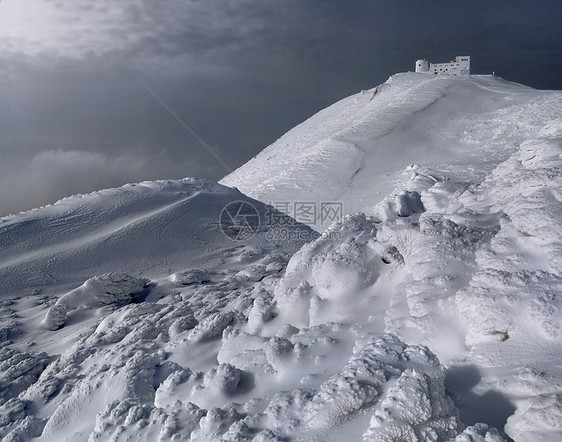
[[90, 399, 206, 442], [187, 310, 238, 342], [0, 348, 53, 406], [190, 406, 245, 442], [362, 368, 458, 441], [0, 349, 53, 439], [274, 213, 382, 327], [396, 190, 425, 217], [450, 423, 506, 442], [203, 363, 246, 395], [301, 335, 460, 439], [170, 268, 213, 285], [1, 415, 46, 442], [43, 273, 149, 330], [505, 393, 562, 442], [246, 294, 276, 334]]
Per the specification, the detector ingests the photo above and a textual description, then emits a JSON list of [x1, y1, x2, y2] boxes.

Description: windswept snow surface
[[0, 178, 309, 298], [1, 74, 562, 441], [222, 73, 562, 441], [221, 73, 554, 231]]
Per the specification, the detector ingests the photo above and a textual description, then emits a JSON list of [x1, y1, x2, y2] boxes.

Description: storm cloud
[[1, 0, 561, 216]]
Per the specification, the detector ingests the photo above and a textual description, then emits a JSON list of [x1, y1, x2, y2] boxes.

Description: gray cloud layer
[[1, 0, 561, 216]]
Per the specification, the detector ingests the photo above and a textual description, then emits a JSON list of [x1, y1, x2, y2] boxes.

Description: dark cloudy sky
[[1, 0, 561, 216]]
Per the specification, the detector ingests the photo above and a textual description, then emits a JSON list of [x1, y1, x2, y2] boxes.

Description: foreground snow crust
[[1, 74, 562, 441]]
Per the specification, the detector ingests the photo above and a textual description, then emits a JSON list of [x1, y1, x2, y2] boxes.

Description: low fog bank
[[0, 149, 212, 217]]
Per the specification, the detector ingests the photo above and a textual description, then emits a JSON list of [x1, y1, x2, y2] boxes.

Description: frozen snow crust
[[1, 74, 562, 441]]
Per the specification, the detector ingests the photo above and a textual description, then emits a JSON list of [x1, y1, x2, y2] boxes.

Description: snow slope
[[221, 73, 562, 440], [0, 179, 485, 441], [221, 73, 555, 230], [0, 178, 310, 298], [0, 178, 315, 360], [1, 73, 562, 441]]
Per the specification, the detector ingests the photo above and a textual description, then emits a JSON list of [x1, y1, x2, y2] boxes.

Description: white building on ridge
[[415, 56, 471, 76]]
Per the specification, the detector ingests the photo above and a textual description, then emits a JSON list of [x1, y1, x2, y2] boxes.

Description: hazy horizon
[[1, 0, 562, 216]]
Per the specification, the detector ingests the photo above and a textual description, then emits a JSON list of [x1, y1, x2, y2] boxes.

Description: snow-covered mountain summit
[[221, 73, 557, 229], [1, 73, 562, 441]]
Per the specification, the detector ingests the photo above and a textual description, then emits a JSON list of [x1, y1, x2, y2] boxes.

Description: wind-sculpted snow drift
[[1, 73, 562, 441]]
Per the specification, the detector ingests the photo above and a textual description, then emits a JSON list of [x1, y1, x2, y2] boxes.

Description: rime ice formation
[[2, 73, 562, 441]]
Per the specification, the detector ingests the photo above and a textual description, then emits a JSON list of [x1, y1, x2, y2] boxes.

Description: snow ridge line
[[0, 192, 198, 272], [318, 75, 440, 185]]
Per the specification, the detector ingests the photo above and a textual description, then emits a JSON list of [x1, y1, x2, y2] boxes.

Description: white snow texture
[[1, 73, 562, 441]]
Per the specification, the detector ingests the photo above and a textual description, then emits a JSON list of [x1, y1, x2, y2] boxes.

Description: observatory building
[[415, 56, 471, 76]]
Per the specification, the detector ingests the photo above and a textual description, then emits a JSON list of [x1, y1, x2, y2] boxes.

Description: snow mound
[[8, 266, 478, 441], [302, 335, 458, 440], [43, 273, 149, 330], [0, 177, 312, 298], [452, 121, 562, 344], [273, 212, 395, 329], [451, 423, 506, 442], [170, 269, 213, 286]]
